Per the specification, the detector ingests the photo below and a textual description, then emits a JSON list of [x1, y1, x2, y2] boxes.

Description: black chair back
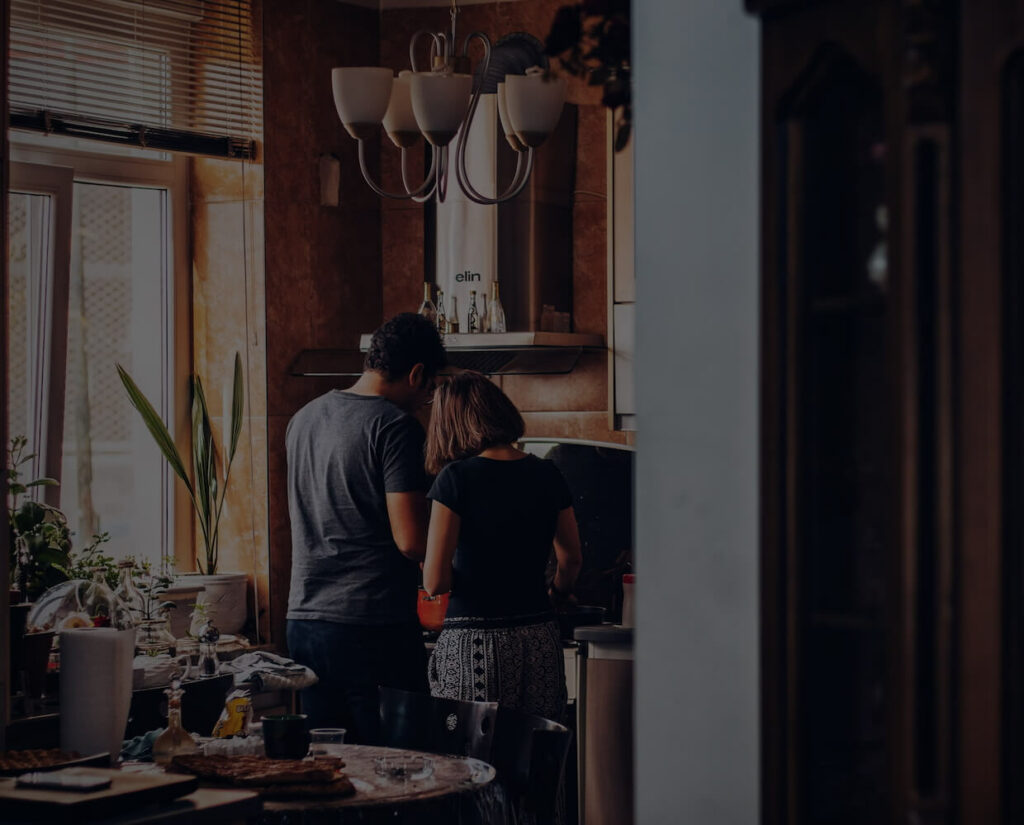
[[378, 686, 497, 761], [491, 706, 573, 825]]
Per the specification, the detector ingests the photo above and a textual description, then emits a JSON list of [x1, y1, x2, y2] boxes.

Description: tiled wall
[[262, 0, 631, 643], [191, 157, 270, 640], [263, 0, 382, 644], [379, 0, 630, 446]]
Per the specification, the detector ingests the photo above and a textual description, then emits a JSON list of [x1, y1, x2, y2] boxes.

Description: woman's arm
[[551, 506, 583, 599], [423, 500, 461, 595]]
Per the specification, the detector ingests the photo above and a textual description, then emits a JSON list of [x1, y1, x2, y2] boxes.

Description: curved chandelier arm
[[402, 146, 438, 203], [409, 29, 445, 73], [453, 32, 534, 205], [357, 139, 437, 200], [436, 146, 450, 204]]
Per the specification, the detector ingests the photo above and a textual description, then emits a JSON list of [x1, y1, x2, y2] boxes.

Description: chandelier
[[330, 0, 566, 205]]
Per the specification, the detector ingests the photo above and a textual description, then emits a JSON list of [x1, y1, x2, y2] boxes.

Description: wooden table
[[0, 787, 261, 825], [258, 744, 497, 824]]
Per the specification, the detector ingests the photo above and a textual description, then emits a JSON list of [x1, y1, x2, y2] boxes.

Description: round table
[[258, 744, 500, 824]]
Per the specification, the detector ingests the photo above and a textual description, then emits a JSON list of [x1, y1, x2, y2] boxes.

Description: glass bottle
[[153, 679, 199, 764], [467, 290, 480, 333], [449, 296, 461, 333], [417, 282, 437, 325], [479, 293, 489, 333], [115, 559, 145, 624], [197, 621, 220, 677], [487, 280, 507, 333], [436, 289, 448, 334]]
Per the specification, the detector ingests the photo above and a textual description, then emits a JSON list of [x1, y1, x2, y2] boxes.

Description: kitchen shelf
[[290, 332, 605, 377]]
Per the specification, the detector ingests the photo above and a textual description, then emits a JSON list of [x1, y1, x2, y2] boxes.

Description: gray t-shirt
[[285, 390, 426, 625]]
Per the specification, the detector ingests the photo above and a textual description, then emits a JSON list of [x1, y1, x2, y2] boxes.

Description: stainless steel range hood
[[288, 331, 604, 377]]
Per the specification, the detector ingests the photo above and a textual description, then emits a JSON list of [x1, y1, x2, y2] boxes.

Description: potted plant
[[116, 353, 249, 634], [7, 436, 71, 603], [133, 560, 178, 656]]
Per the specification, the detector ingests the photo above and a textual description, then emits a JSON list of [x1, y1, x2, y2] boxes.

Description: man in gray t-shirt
[[285, 313, 445, 742]]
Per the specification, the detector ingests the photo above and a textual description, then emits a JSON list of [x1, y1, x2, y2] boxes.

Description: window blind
[[9, 0, 261, 159]]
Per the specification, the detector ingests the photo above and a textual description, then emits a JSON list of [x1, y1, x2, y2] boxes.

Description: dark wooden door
[[752, 2, 957, 823]]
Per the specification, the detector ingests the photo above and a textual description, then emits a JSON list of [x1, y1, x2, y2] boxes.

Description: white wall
[[633, 0, 760, 822]]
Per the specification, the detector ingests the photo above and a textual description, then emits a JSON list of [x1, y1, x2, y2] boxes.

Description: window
[[8, 146, 188, 566]]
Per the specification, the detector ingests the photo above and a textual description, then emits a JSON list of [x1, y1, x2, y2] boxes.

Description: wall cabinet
[[752, 0, 1024, 822], [749, 1, 960, 823]]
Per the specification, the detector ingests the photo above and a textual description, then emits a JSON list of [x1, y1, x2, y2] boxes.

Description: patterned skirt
[[427, 613, 567, 722]]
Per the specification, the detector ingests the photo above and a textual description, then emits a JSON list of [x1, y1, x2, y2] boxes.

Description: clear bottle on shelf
[[480, 293, 489, 333], [467, 290, 480, 333], [449, 296, 461, 333], [114, 559, 145, 624], [436, 289, 448, 334], [487, 280, 507, 333], [153, 679, 199, 764], [417, 282, 437, 325]]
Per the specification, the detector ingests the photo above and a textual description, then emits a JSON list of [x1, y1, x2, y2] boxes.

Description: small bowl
[[373, 755, 434, 782]]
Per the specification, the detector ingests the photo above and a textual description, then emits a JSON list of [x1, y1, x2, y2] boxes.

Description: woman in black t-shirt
[[422, 371, 583, 721]]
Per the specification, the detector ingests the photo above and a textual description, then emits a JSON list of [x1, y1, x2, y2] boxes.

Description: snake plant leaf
[[228, 352, 244, 468], [117, 364, 194, 495]]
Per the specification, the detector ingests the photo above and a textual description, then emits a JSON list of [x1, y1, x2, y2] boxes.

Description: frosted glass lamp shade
[[332, 67, 394, 141], [504, 72, 566, 148], [383, 71, 421, 148], [496, 82, 525, 152], [410, 72, 472, 146]]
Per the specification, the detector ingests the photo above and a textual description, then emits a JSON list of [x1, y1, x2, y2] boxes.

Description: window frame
[[9, 139, 191, 567], [8, 161, 73, 505]]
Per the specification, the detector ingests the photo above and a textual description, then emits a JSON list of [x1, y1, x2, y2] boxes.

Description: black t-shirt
[[428, 455, 573, 620]]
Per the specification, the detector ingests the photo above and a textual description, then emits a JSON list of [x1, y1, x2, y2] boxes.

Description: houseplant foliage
[[7, 436, 70, 600], [116, 353, 244, 575], [544, 0, 632, 151]]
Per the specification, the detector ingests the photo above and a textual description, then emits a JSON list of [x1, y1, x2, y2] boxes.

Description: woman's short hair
[[425, 371, 525, 474]]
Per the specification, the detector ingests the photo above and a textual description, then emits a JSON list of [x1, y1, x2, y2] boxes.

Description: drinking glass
[[309, 727, 346, 759]]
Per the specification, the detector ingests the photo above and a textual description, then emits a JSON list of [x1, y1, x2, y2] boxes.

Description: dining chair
[[378, 686, 498, 761], [490, 707, 573, 825]]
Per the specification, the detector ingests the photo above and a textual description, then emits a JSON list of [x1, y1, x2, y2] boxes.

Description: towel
[[436, 94, 498, 329], [219, 651, 319, 692]]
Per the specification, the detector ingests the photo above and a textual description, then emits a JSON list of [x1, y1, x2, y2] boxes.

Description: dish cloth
[[219, 650, 318, 692]]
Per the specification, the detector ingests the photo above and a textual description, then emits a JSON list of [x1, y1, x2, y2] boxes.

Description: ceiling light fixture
[[331, 0, 566, 205]]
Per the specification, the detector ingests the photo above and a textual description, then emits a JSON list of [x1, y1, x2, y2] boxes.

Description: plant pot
[[162, 581, 206, 639], [176, 572, 248, 635]]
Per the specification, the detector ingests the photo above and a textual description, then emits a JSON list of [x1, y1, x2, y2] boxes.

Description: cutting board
[[0, 767, 198, 822]]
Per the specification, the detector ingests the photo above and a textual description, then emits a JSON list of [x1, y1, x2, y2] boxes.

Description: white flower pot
[[175, 572, 249, 636], [163, 581, 205, 639]]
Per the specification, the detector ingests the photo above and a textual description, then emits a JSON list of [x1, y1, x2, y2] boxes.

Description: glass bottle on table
[[417, 282, 437, 325], [467, 290, 480, 333], [153, 679, 199, 764], [436, 289, 448, 334], [114, 559, 145, 624], [487, 280, 507, 333], [479, 293, 489, 333], [449, 295, 461, 333]]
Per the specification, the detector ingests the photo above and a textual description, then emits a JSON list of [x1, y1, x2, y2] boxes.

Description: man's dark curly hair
[[364, 313, 446, 381]]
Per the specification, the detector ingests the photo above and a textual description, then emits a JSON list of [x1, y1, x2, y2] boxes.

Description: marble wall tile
[[503, 352, 608, 412], [520, 411, 630, 445], [266, 413, 292, 647]]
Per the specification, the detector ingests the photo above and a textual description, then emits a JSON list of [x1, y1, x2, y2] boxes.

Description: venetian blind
[[9, 0, 261, 159]]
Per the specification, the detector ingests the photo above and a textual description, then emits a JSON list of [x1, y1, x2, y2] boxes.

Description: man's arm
[[386, 490, 429, 562]]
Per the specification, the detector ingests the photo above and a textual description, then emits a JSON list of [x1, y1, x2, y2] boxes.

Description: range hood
[[289, 331, 604, 377]]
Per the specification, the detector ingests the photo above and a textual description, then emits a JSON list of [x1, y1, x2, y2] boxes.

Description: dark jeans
[[286, 619, 428, 745]]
